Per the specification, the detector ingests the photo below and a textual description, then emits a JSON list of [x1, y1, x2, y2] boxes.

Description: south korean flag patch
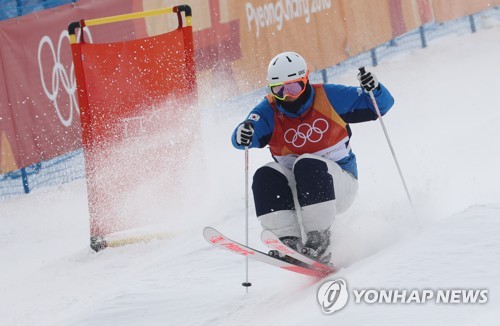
[[248, 113, 260, 122]]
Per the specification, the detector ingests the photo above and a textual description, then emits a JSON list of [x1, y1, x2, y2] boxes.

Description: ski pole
[[359, 67, 417, 218], [242, 146, 252, 291]]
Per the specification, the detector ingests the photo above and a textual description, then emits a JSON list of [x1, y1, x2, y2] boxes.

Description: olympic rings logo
[[284, 118, 329, 148], [38, 29, 93, 127]]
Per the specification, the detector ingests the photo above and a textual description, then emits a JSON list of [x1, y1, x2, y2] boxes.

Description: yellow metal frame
[[69, 6, 192, 44], [106, 231, 175, 248], [85, 7, 174, 27]]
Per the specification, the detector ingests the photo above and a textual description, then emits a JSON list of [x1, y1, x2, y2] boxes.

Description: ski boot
[[268, 236, 305, 266], [301, 229, 332, 263], [280, 236, 303, 251]]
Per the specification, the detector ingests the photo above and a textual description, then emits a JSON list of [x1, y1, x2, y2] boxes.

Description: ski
[[261, 229, 337, 274], [203, 227, 329, 278]]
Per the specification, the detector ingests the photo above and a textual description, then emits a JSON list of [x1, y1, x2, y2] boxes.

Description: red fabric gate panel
[[78, 29, 195, 147], [71, 11, 197, 238]]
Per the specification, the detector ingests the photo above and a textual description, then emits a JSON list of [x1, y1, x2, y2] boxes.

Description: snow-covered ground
[[1, 15, 500, 326]]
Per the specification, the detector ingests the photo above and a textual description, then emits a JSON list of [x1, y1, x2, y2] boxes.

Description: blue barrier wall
[[0, 0, 76, 20]]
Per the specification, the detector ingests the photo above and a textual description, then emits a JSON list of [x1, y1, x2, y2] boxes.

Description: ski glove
[[236, 121, 254, 146], [357, 70, 380, 92]]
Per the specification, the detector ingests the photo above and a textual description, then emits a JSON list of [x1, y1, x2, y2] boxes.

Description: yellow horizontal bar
[[106, 232, 175, 248], [85, 7, 174, 27]]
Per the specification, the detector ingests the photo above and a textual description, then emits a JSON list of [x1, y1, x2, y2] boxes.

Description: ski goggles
[[269, 75, 308, 101]]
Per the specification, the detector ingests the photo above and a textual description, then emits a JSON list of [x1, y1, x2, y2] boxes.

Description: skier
[[231, 52, 394, 263]]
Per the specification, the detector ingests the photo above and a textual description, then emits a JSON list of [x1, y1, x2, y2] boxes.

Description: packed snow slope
[[1, 16, 500, 326]]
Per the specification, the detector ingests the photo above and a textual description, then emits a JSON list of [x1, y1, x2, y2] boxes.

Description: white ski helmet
[[267, 52, 308, 85]]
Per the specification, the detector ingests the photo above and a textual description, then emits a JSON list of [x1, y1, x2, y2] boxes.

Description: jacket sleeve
[[231, 99, 275, 150], [323, 83, 395, 123]]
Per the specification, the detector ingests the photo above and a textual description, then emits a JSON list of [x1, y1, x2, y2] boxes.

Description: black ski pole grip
[[359, 67, 366, 75]]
